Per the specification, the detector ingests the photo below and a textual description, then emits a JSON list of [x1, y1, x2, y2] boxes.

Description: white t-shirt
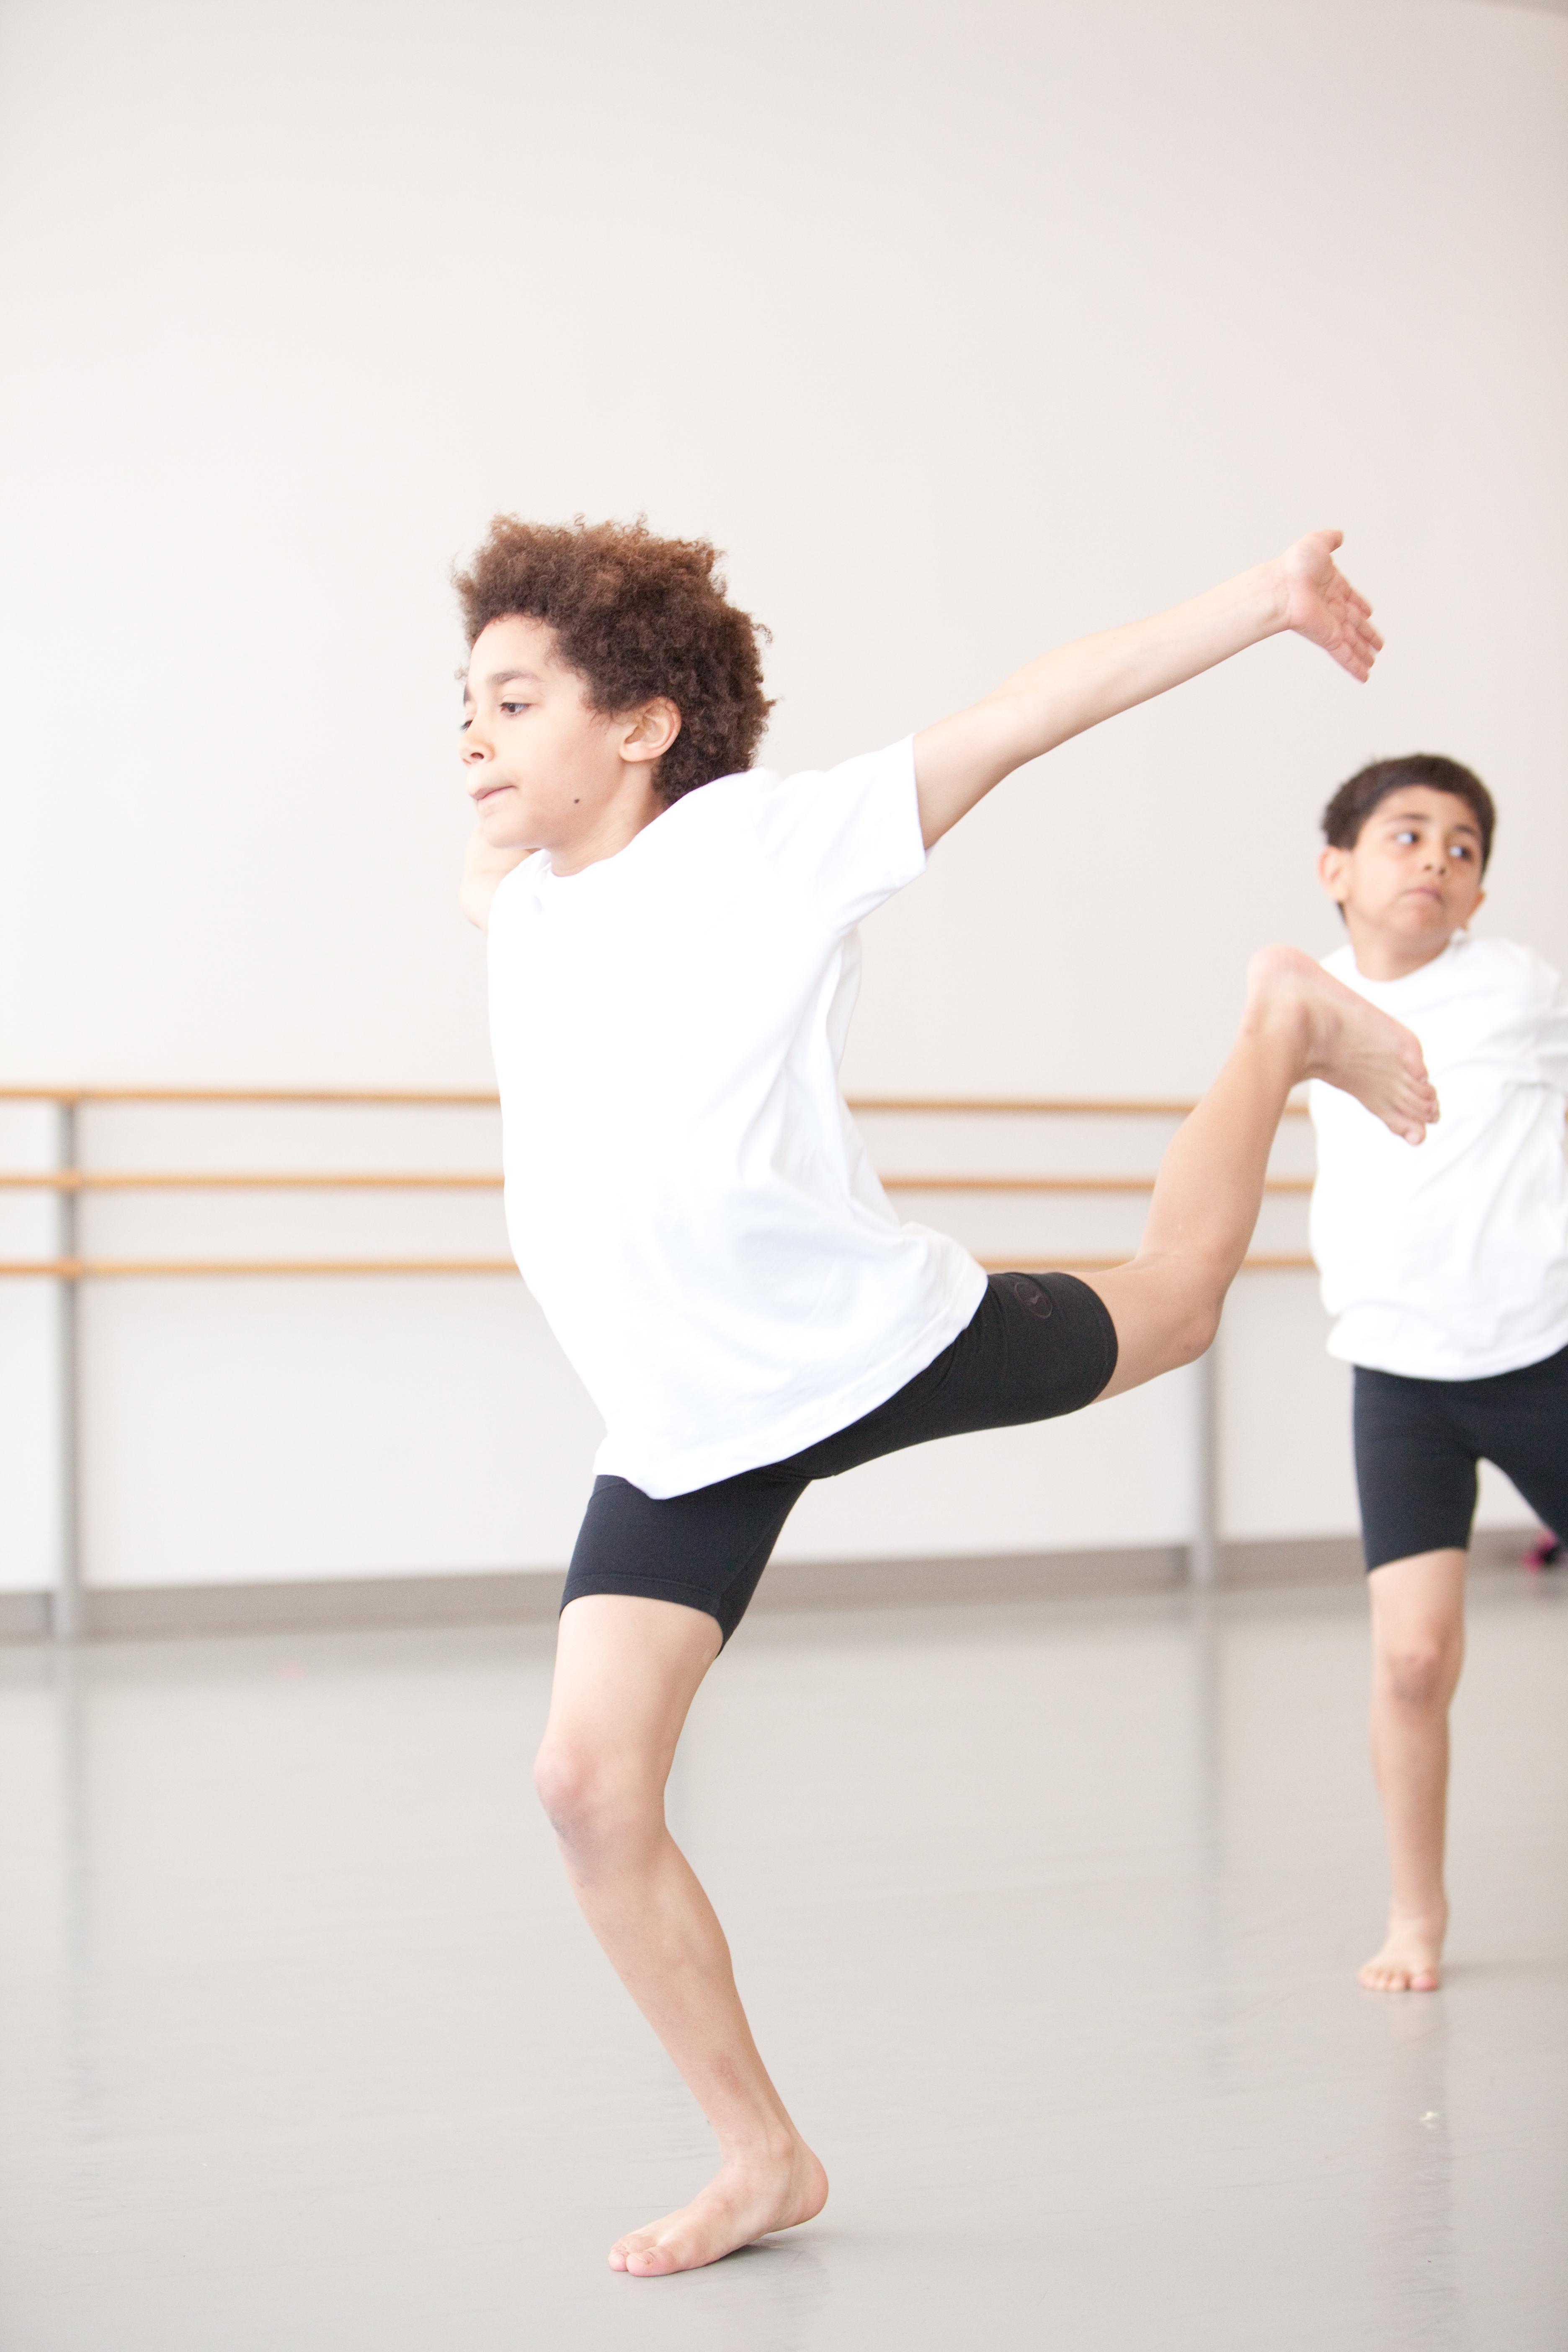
[[1308, 932, 1568, 1380], [487, 739, 988, 1497]]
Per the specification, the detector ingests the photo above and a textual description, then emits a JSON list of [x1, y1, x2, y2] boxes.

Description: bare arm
[[459, 826, 533, 931], [913, 530, 1381, 848]]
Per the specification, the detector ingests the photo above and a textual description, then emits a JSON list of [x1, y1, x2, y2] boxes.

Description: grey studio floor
[[1, 1577, 1565, 2352]]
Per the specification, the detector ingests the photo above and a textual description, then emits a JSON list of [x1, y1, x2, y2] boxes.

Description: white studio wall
[[0, 0, 1564, 1597]]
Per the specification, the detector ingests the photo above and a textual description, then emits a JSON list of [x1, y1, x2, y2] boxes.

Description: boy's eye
[[500, 700, 531, 715], [1452, 843, 1472, 860]]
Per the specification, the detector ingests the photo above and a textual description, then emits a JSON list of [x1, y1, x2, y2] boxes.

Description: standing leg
[[534, 1592, 828, 2276], [1360, 1550, 1467, 1991], [1084, 945, 1439, 1393], [1354, 1339, 1568, 1989]]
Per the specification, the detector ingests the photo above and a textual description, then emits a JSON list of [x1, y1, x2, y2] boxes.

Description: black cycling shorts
[[562, 1269, 1119, 1643], [1353, 1339, 1568, 1572]]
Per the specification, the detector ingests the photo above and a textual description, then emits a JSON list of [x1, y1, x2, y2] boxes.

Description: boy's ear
[[1318, 843, 1351, 905], [620, 699, 682, 766]]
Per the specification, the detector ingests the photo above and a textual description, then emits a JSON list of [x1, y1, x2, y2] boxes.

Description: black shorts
[[562, 1270, 1119, 1643], [1353, 1340, 1568, 1572]]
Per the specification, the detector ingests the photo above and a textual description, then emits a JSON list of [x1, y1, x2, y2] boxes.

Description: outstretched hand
[[913, 525, 1385, 849], [1279, 530, 1383, 682]]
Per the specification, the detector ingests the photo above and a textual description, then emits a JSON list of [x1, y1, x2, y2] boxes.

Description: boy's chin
[[1380, 903, 1455, 941], [480, 802, 534, 848]]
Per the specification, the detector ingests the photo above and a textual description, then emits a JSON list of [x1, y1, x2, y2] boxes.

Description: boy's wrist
[[1252, 555, 1292, 639]]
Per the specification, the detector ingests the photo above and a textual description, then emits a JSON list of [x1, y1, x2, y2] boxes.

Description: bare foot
[[1358, 1906, 1448, 1992], [1247, 945, 1439, 1145], [609, 2138, 828, 2277]]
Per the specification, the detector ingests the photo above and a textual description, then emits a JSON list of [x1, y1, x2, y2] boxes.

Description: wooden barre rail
[[0, 1254, 1316, 1279], [858, 1096, 1200, 1115], [0, 1085, 1309, 1116], [0, 1258, 523, 1278], [0, 1086, 504, 1107], [9, 1088, 1316, 1632], [0, 1169, 1315, 1194], [2, 1091, 1317, 1280], [0, 1171, 508, 1190]]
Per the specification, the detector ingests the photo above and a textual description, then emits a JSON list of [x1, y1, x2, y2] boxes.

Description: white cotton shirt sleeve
[[748, 738, 931, 931], [1308, 933, 1568, 1380], [486, 738, 987, 1498]]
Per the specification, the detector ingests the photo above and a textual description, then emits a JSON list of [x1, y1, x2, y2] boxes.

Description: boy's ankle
[[717, 2123, 805, 2173], [1387, 1898, 1449, 1932]]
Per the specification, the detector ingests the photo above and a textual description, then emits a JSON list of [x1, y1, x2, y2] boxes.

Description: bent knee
[[532, 1737, 605, 1840], [532, 1737, 656, 1853], [1378, 1641, 1455, 1709]]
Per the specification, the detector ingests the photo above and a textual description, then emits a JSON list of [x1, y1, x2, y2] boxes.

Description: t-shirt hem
[[596, 1254, 990, 1499], [1333, 1315, 1568, 1384]]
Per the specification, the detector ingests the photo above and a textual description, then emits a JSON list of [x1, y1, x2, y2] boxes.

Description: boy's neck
[[1343, 918, 1461, 984], [544, 783, 667, 878]]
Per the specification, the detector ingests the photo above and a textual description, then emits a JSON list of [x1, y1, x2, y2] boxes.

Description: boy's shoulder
[[1323, 933, 1559, 1003], [1449, 933, 1560, 1007]]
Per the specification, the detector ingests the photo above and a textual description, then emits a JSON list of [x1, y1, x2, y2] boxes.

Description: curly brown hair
[[454, 516, 773, 804]]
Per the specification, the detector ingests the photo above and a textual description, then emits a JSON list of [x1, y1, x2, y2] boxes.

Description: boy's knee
[[533, 1735, 601, 1839], [1379, 1636, 1454, 1709], [533, 1735, 651, 1854]]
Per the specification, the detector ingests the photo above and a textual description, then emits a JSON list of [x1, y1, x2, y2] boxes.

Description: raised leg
[[1359, 1548, 1466, 1991], [534, 1592, 828, 2276], [1085, 945, 1438, 1397]]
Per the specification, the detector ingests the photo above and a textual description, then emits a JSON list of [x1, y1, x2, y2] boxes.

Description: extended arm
[[458, 825, 533, 930], [912, 530, 1381, 848]]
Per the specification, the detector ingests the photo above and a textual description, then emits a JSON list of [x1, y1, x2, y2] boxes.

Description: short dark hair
[[454, 516, 773, 805], [1321, 753, 1496, 871]]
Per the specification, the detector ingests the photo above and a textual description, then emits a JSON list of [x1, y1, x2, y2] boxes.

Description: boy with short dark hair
[[1309, 753, 1568, 1993], [458, 516, 1431, 2274]]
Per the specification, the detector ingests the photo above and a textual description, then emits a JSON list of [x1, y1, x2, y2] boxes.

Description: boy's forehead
[[1372, 787, 1482, 838], [465, 613, 560, 687]]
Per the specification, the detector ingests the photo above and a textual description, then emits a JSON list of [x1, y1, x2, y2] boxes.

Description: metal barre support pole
[[1188, 1336, 1219, 1591], [53, 1101, 82, 1641]]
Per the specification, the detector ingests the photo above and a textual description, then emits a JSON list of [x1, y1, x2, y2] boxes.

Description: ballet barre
[[0, 1086, 1318, 1629]]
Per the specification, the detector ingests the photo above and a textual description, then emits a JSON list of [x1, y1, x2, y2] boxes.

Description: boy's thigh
[[1454, 1341, 1568, 1541], [1079, 1255, 1213, 1399], [561, 1469, 808, 1648], [548, 1591, 726, 1771], [554, 1271, 1121, 1653], [1353, 1366, 1479, 1572], [1366, 1547, 1467, 1654], [786, 1270, 1117, 1483]]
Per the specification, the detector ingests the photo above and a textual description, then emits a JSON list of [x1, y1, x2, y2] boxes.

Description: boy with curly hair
[[456, 515, 1433, 2275], [1308, 754, 1568, 1994]]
